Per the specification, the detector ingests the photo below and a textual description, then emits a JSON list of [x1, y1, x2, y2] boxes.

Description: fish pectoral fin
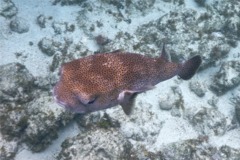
[[118, 90, 138, 115], [118, 85, 154, 115]]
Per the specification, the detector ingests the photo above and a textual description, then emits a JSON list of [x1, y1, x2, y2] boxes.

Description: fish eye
[[75, 93, 98, 106], [87, 96, 97, 104]]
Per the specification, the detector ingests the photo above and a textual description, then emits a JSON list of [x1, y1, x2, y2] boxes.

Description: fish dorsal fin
[[118, 90, 138, 115], [109, 49, 124, 53], [160, 44, 171, 62], [118, 85, 155, 115]]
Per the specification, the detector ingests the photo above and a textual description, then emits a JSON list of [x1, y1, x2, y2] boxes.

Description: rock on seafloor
[[210, 61, 240, 95], [0, 0, 17, 18], [23, 92, 74, 152], [0, 63, 74, 155], [185, 107, 227, 136], [189, 81, 206, 97], [9, 17, 29, 34], [232, 89, 240, 124], [134, 8, 232, 69], [0, 133, 18, 160], [161, 139, 240, 160], [57, 128, 135, 160], [0, 63, 34, 103], [158, 86, 184, 117]]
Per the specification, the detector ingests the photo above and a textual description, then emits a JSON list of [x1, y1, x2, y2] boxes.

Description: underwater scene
[[1, 0, 240, 159]]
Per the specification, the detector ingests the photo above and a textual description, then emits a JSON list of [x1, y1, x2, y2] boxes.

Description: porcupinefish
[[53, 46, 201, 115]]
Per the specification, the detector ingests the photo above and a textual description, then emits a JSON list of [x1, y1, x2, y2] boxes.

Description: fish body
[[53, 46, 201, 115]]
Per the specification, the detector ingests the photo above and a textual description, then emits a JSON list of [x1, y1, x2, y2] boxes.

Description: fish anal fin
[[139, 85, 155, 92]]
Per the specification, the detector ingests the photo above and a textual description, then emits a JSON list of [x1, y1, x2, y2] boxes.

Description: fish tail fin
[[178, 55, 202, 80]]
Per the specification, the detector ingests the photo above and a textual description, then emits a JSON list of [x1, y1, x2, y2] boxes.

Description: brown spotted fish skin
[[53, 46, 202, 115]]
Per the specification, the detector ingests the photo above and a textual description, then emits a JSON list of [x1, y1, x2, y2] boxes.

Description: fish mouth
[[53, 85, 67, 108], [53, 92, 67, 108], [53, 89, 88, 114], [53, 95, 86, 113]]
